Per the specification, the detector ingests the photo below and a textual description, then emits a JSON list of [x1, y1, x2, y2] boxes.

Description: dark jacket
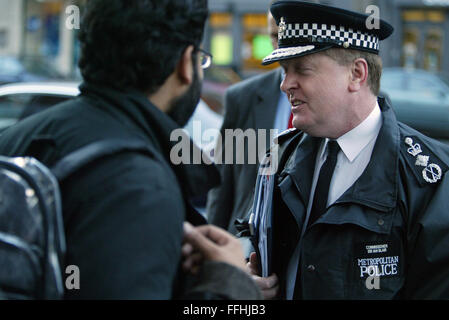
[[0, 82, 261, 300], [207, 68, 283, 234], [257, 97, 449, 299]]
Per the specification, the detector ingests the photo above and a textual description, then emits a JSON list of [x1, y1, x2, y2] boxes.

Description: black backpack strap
[[51, 139, 154, 181]]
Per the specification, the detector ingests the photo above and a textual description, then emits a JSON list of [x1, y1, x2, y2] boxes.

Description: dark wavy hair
[[78, 0, 208, 94]]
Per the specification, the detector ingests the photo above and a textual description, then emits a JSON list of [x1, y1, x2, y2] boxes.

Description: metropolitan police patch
[[353, 241, 402, 280]]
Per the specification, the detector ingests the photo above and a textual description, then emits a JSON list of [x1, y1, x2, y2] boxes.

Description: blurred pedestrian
[[0, 0, 260, 300]]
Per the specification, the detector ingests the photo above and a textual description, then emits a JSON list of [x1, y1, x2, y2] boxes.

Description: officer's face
[[280, 52, 352, 138]]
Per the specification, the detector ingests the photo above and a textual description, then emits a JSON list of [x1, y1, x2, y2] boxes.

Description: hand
[[246, 252, 279, 300], [182, 222, 247, 274]]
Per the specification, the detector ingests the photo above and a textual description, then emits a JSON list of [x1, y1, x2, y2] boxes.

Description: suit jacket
[[207, 68, 284, 234]]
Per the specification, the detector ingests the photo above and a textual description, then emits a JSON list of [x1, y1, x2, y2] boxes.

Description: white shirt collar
[[337, 102, 382, 162], [318, 102, 382, 162]]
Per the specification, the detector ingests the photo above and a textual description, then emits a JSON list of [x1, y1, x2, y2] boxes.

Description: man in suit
[[206, 4, 291, 236]]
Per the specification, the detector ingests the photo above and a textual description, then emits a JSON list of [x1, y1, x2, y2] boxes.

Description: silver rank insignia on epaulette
[[404, 137, 443, 184], [405, 137, 422, 156], [278, 17, 287, 38]]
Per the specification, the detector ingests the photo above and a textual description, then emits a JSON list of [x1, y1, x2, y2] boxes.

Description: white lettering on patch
[[358, 256, 399, 278]]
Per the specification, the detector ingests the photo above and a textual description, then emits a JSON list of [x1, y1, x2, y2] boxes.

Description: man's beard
[[168, 68, 202, 127]]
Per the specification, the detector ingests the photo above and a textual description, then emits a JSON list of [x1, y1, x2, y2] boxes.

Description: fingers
[[182, 251, 202, 275], [181, 242, 194, 256], [251, 273, 279, 300], [245, 252, 279, 299], [246, 252, 260, 275], [182, 222, 246, 271], [190, 223, 232, 246], [254, 273, 278, 289], [183, 222, 218, 258]]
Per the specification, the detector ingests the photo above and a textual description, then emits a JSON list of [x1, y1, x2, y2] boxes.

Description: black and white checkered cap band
[[280, 23, 380, 51]]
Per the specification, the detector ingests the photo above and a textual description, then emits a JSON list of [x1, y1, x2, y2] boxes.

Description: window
[[0, 93, 71, 130]]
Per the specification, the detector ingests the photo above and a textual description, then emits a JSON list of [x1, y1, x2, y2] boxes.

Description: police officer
[[247, 0, 449, 299]]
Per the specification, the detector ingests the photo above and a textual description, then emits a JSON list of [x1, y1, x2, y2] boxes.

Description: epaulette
[[401, 135, 449, 186], [273, 128, 300, 146]]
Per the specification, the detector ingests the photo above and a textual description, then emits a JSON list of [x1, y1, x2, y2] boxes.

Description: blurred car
[[0, 82, 80, 130], [0, 82, 224, 143], [380, 67, 449, 138], [0, 56, 65, 85]]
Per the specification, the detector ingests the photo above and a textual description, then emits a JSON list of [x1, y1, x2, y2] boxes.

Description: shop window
[[211, 33, 233, 65], [241, 13, 275, 71], [402, 10, 445, 22], [423, 29, 443, 72], [209, 12, 233, 66], [402, 28, 419, 69], [401, 9, 446, 72]]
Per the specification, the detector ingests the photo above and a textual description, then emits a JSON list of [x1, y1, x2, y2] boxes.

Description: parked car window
[[0, 93, 33, 129], [381, 72, 406, 90], [0, 93, 71, 130], [408, 76, 444, 96], [439, 73, 449, 88], [380, 68, 449, 139], [0, 56, 25, 76]]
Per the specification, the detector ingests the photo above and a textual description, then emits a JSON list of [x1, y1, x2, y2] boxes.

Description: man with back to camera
[[0, 0, 261, 299], [247, 0, 449, 299]]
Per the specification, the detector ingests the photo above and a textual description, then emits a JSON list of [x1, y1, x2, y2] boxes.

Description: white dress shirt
[[314, 102, 383, 207], [286, 102, 382, 299]]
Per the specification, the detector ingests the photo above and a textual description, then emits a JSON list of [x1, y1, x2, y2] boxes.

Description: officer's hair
[[320, 48, 383, 96], [78, 0, 208, 95]]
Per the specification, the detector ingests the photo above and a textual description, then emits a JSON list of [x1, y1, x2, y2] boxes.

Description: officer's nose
[[280, 70, 296, 96]]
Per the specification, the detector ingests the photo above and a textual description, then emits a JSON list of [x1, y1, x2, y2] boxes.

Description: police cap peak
[[263, 1, 394, 65]]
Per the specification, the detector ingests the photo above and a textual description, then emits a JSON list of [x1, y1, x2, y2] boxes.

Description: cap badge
[[278, 17, 287, 37]]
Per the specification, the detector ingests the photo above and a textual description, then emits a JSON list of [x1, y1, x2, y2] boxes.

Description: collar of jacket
[[254, 68, 283, 102], [79, 82, 220, 199], [253, 68, 283, 129], [285, 96, 399, 213], [336, 96, 399, 212]]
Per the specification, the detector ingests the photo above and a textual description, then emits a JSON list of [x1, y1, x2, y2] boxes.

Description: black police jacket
[[0, 82, 261, 299], [259, 97, 449, 299]]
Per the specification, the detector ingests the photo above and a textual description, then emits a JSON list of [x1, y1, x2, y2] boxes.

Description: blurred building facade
[[206, 0, 449, 78], [0, 0, 85, 79], [0, 0, 448, 80]]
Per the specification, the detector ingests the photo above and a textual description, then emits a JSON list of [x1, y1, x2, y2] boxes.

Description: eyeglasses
[[196, 48, 213, 69]]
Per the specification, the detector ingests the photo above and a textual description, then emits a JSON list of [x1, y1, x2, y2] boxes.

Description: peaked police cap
[[262, 1, 394, 65]]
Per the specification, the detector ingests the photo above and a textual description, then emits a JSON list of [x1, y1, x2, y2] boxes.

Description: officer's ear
[[348, 58, 369, 92], [176, 45, 195, 85]]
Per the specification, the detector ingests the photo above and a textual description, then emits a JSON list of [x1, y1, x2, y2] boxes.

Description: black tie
[[308, 140, 340, 228], [294, 140, 340, 299]]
